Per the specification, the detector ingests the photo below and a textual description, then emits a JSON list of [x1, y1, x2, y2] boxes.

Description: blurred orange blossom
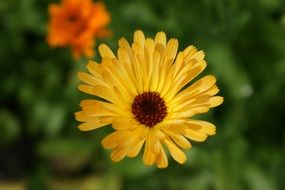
[[47, 0, 111, 58]]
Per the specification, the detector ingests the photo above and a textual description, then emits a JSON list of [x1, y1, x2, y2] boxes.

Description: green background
[[0, 0, 285, 189]]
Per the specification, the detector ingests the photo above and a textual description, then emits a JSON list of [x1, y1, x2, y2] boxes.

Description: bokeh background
[[1, 0, 285, 189]]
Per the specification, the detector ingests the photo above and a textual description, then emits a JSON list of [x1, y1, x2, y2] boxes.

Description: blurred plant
[[47, 0, 111, 59], [75, 30, 223, 168]]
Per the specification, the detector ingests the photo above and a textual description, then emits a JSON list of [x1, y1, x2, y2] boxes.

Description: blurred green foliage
[[0, 0, 285, 189]]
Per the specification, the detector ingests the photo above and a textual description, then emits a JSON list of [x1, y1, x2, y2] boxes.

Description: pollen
[[132, 92, 167, 127]]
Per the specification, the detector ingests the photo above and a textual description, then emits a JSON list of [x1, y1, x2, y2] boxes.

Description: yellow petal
[[192, 75, 217, 94], [172, 52, 184, 80], [131, 49, 143, 93], [209, 96, 224, 107], [153, 128, 166, 140], [102, 58, 138, 97], [118, 38, 132, 55], [139, 127, 150, 140], [127, 140, 144, 157], [117, 47, 131, 66], [186, 120, 216, 136], [126, 127, 148, 157], [116, 49, 137, 89], [149, 129, 160, 154], [155, 141, 168, 168], [163, 130, 191, 149], [99, 44, 115, 58], [134, 30, 145, 48], [80, 99, 110, 110], [112, 117, 134, 130], [175, 75, 217, 102], [179, 96, 223, 111], [150, 50, 161, 90], [102, 130, 135, 149], [111, 147, 128, 162], [165, 38, 178, 60], [102, 132, 118, 149], [92, 85, 119, 104], [184, 128, 208, 142], [135, 53, 148, 91], [77, 72, 105, 87], [183, 45, 197, 60], [165, 62, 207, 102], [144, 39, 155, 91], [78, 84, 96, 96], [101, 71, 131, 100], [74, 111, 95, 122], [185, 50, 205, 64], [143, 135, 156, 166], [174, 61, 207, 92], [164, 138, 186, 164], [78, 118, 112, 131], [169, 106, 210, 119], [76, 106, 116, 120], [82, 106, 117, 117], [154, 31, 166, 47], [169, 73, 223, 118], [116, 130, 134, 147], [86, 61, 102, 79]]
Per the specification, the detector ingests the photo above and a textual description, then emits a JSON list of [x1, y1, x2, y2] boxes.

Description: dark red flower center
[[132, 92, 167, 127], [68, 15, 79, 23]]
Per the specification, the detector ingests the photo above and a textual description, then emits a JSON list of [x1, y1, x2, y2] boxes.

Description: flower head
[[75, 30, 223, 168], [47, 0, 110, 58]]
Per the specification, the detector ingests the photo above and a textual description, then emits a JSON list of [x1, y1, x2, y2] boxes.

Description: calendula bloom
[[47, 0, 110, 58], [75, 30, 223, 168]]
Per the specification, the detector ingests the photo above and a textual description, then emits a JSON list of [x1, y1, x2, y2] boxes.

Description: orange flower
[[47, 0, 111, 58]]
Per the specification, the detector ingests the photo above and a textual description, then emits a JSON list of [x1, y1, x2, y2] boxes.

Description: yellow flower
[[75, 30, 223, 168]]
